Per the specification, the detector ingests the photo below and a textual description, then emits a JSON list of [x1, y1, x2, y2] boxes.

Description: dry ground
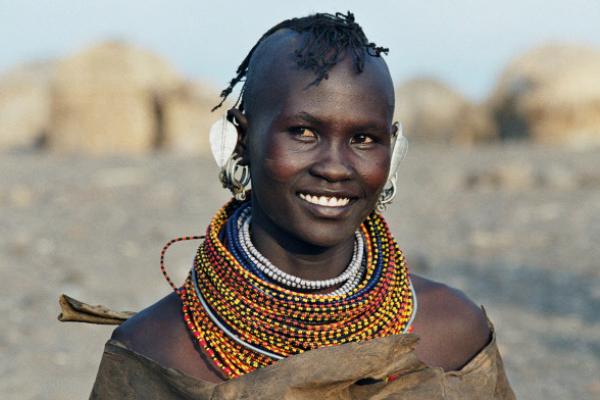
[[1, 144, 599, 399]]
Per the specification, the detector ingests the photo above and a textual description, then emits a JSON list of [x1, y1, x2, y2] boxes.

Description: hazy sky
[[2, 0, 600, 100]]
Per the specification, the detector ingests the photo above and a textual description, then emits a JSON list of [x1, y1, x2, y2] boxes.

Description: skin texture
[[233, 30, 397, 281], [112, 30, 490, 383]]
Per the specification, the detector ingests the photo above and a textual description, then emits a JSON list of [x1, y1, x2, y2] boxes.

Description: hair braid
[[212, 11, 388, 112]]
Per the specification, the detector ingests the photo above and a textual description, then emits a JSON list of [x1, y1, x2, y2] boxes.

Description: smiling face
[[238, 31, 396, 249]]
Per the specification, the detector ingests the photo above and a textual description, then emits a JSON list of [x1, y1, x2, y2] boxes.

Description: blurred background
[[1, 1, 599, 399]]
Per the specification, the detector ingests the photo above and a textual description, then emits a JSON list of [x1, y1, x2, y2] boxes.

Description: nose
[[309, 143, 353, 182]]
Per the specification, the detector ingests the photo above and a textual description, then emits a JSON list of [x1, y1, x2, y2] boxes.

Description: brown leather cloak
[[59, 295, 516, 399]]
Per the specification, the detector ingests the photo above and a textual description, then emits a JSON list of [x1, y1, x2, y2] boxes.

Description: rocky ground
[[1, 144, 599, 399]]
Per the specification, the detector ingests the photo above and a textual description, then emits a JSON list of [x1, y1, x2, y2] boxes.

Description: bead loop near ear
[[376, 122, 408, 212], [220, 155, 251, 201]]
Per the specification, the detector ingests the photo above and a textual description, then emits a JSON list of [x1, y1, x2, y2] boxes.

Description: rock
[[579, 170, 600, 188], [9, 185, 34, 207], [161, 81, 220, 154], [488, 44, 600, 147], [469, 230, 513, 249], [395, 78, 496, 145], [91, 167, 148, 188], [539, 165, 578, 190], [465, 162, 536, 191], [0, 61, 55, 150], [48, 41, 183, 154]]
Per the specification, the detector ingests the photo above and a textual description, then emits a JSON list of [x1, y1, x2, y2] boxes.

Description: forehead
[[244, 30, 395, 122]]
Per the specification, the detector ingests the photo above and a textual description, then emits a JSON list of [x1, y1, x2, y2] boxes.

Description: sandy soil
[[1, 144, 599, 399]]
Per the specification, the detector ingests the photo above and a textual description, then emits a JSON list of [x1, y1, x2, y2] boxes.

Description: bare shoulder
[[111, 292, 224, 382], [410, 274, 491, 371]]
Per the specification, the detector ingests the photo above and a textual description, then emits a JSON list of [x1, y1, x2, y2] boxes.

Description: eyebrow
[[294, 112, 321, 125], [290, 111, 388, 132]]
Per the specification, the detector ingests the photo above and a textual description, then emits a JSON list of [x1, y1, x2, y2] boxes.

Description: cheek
[[358, 153, 390, 193], [251, 136, 306, 185]]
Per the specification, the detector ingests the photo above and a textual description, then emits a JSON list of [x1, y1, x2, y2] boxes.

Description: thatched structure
[[48, 41, 183, 154], [395, 78, 496, 145], [161, 81, 219, 155], [488, 44, 600, 147], [0, 61, 55, 149]]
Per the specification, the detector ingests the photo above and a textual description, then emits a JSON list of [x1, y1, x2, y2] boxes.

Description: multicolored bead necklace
[[161, 199, 415, 379], [236, 204, 366, 293]]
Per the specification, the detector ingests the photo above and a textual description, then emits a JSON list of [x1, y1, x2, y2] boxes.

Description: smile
[[298, 193, 351, 207]]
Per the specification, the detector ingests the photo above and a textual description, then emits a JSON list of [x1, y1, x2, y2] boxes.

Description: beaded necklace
[[235, 203, 366, 293], [161, 199, 415, 379]]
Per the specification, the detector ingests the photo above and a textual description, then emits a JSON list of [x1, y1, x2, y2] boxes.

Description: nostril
[[309, 150, 353, 182], [310, 161, 353, 182]]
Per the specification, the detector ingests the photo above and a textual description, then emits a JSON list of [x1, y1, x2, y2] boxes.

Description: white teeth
[[298, 193, 350, 207]]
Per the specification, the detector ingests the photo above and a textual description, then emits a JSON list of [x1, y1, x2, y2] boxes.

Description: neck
[[249, 202, 355, 282]]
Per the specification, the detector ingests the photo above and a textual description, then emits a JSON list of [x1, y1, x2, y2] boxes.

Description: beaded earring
[[377, 122, 408, 212], [209, 115, 251, 200]]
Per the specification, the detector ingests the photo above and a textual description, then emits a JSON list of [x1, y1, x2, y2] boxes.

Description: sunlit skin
[[230, 29, 396, 282], [112, 29, 491, 384]]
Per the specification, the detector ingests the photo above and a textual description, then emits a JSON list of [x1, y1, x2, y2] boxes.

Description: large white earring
[[209, 115, 251, 200], [377, 122, 408, 212], [209, 115, 238, 168]]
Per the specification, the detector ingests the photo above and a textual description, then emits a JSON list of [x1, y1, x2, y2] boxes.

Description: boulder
[[0, 61, 55, 150], [394, 78, 496, 145], [488, 44, 600, 147], [48, 41, 183, 154], [464, 162, 536, 191]]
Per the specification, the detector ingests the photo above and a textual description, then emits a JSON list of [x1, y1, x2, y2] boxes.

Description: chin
[[290, 199, 373, 247], [292, 219, 359, 249]]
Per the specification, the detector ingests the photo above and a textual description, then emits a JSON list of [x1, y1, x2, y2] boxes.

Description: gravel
[[1, 143, 599, 399]]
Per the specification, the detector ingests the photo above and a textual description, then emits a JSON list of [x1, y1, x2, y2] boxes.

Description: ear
[[391, 121, 400, 138], [227, 108, 249, 164]]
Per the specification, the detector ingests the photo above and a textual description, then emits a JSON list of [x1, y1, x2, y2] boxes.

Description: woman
[[84, 12, 515, 399]]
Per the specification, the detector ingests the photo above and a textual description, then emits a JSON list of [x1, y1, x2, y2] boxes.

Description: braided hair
[[212, 11, 389, 112]]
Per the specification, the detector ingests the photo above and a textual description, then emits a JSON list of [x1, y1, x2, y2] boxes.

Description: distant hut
[[488, 44, 600, 147], [48, 41, 182, 154], [161, 80, 220, 155], [395, 78, 496, 145], [0, 61, 55, 150]]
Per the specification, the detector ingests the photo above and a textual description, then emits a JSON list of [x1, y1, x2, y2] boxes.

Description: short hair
[[212, 11, 389, 112]]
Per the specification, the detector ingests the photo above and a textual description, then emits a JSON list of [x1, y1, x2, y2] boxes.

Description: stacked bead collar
[[233, 203, 366, 295], [176, 199, 415, 379]]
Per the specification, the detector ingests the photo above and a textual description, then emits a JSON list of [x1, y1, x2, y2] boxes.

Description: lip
[[295, 191, 358, 219], [296, 189, 360, 200]]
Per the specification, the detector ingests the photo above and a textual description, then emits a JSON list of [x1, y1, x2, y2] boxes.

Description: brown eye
[[351, 134, 375, 145], [290, 127, 317, 140]]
